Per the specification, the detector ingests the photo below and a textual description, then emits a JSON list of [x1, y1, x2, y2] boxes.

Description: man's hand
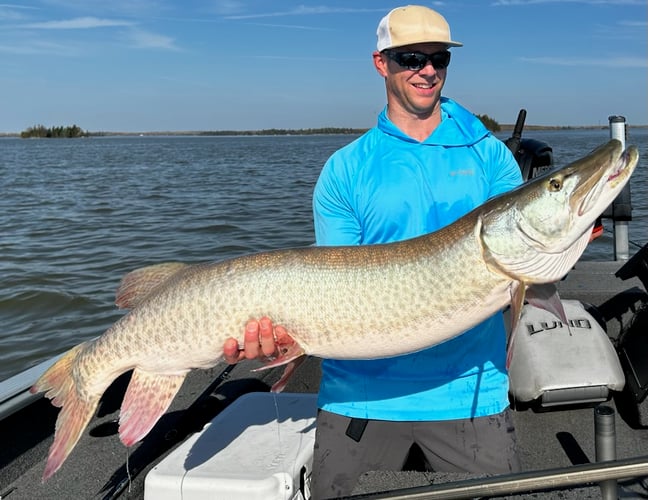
[[223, 317, 288, 364]]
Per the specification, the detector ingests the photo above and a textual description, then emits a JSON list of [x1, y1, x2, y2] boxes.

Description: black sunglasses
[[383, 50, 451, 71]]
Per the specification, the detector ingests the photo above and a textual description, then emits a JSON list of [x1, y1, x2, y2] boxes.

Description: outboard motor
[[505, 109, 603, 239], [516, 139, 554, 181], [505, 109, 554, 181]]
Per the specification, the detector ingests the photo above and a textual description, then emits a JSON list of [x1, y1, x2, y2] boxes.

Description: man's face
[[373, 42, 449, 118]]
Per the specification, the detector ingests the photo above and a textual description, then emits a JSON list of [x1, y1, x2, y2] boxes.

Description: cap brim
[[381, 39, 463, 50]]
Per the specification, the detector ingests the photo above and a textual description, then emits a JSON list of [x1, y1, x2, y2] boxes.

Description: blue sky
[[1, 1, 646, 133]]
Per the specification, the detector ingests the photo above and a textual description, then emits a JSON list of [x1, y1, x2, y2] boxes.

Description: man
[[224, 5, 523, 498]]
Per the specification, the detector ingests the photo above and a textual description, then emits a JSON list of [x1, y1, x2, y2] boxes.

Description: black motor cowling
[[504, 109, 553, 181]]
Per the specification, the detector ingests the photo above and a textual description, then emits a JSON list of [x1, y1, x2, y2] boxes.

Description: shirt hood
[[377, 97, 491, 147]]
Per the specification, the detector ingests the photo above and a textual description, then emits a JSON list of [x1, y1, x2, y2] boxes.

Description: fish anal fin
[[118, 368, 186, 447], [115, 262, 189, 309], [30, 343, 100, 481]]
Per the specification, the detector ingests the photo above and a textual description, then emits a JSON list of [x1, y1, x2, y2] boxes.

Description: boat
[[0, 114, 646, 500]]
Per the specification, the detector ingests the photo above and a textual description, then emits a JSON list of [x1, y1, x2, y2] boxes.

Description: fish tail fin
[[30, 343, 100, 481], [118, 368, 187, 447]]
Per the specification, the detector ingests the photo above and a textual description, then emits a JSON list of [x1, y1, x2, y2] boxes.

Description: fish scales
[[30, 139, 639, 480], [93, 213, 500, 367]]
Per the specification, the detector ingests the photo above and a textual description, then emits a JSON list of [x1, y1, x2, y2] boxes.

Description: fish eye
[[548, 177, 562, 192]]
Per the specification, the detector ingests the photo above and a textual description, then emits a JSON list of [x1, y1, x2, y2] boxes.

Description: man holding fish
[[31, 3, 638, 487], [225, 5, 524, 498]]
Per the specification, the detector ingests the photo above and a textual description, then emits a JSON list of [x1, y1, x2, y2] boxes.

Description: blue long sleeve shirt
[[312, 97, 523, 420]]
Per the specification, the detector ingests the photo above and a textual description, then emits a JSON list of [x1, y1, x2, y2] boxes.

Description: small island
[[20, 124, 88, 138]]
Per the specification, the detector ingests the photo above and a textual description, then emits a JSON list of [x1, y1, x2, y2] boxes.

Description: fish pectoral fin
[[506, 281, 527, 368], [252, 339, 306, 371], [270, 356, 307, 393], [118, 368, 187, 447], [115, 262, 190, 309], [525, 283, 568, 324], [251, 340, 307, 392], [506, 282, 569, 368]]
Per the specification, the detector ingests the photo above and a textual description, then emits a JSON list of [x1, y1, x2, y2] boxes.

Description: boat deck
[[1, 260, 647, 499]]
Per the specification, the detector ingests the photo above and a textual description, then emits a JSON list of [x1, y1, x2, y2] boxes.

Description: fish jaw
[[480, 139, 638, 284], [575, 142, 639, 220]]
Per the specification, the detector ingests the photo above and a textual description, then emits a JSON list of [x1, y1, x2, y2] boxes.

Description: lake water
[[1, 129, 646, 382]]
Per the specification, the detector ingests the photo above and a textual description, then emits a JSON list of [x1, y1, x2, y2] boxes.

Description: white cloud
[[0, 39, 82, 55], [244, 22, 334, 31], [23, 16, 134, 29], [224, 6, 384, 20], [494, 0, 644, 5], [210, 0, 246, 16], [618, 20, 648, 27], [127, 28, 178, 50], [519, 55, 647, 67], [0, 3, 38, 21]]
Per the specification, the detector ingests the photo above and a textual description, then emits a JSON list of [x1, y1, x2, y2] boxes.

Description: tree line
[[475, 114, 501, 132], [194, 127, 368, 136], [18, 117, 501, 138], [20, 124, 88, 138]]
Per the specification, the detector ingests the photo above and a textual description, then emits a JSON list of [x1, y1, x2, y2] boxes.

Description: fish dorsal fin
[[115, 262, 189, 309]]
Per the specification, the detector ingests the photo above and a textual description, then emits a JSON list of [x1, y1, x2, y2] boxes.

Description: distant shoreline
[[2, 124, 647, 138]]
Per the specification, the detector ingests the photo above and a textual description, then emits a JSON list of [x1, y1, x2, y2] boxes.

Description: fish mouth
[[576, 144, 638, 217], [607, 149, 632, 182]]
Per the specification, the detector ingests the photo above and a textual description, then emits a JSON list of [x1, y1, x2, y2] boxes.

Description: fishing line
[[273, 391, 282, 444], [125, 448, 132, 493], [271, 391, 291, 499]]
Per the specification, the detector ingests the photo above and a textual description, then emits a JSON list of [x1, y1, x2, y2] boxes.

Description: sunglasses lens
[[433, 51, 451, 69], [401, 53, 427, 70], [388, 51, 450, 71]]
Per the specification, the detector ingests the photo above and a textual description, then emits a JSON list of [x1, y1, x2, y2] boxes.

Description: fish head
[[481, 139, 639, 283]]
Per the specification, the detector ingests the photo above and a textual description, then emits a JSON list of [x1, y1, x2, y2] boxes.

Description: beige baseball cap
[[376, 5, 463, 51]]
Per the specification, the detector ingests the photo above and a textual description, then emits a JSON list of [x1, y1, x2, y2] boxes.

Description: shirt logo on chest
[[449, 169, 475, 177]]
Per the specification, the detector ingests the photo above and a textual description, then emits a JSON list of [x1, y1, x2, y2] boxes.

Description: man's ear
[[373, 51, 388, 78]]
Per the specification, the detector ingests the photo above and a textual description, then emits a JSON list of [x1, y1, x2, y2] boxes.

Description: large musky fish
[[32, 139, 638, 480]]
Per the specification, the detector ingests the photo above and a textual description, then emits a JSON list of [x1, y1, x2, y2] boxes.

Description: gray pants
[[311, 409, 520, 499]]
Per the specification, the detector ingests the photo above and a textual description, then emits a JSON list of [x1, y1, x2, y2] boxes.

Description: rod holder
[[595, 405, 618, 499], [608, 115, 631, 261]]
